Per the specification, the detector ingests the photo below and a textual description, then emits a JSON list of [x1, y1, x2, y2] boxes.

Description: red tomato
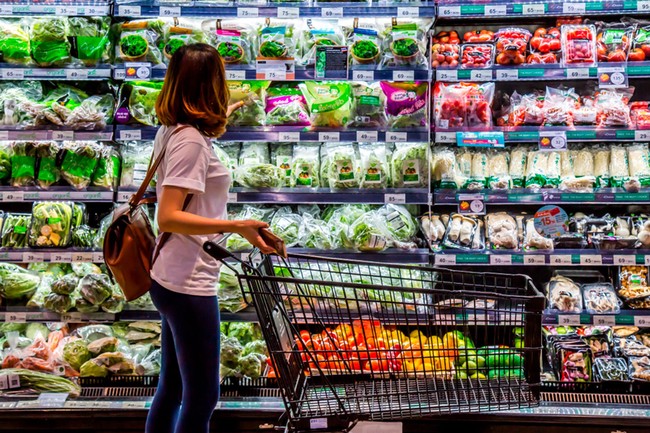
[[629, 48, 646, 61], [299, 330, 310, 342], [641, 44, 650, 58]]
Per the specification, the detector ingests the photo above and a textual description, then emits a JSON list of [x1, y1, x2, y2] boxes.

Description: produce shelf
[[433, 188, 650, 205], [542, 310, 650, 327], [434, 127, 648, 144], [0, 250, 104, 263], [233, 248, 431, 264], [0, 188, 114, 203], [230, 188, 430, 204], [437, 0, 650, 19], [0, 3, 111, 16], [0, 66, 112, 81], [0, 128, 114, 142], [433, 250, 650, 267], [116, 125, 430, 143], [114, 3, 436, 18]]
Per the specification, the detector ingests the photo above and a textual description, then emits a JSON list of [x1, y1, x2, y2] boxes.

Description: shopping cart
[[205, 242, 545, 433]]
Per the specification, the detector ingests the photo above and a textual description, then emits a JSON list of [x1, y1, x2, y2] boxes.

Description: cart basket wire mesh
[[204, 242, 544, 433]]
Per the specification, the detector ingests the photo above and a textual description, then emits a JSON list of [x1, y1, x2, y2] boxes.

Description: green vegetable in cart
[[51, 274, 79, 296], [0, 263, 40, 299], [63, 339, 92, 371], [30, 18, 71, 67], [10, 141, 36, 187], [29, 201, 74, 248], [44, 292, 73, 313], [218, 265, 248, 313], [0, 369, 81, 397], [1, 213, 31, 249], [0, 18, 31, 65], [60, 142, 100, 190]]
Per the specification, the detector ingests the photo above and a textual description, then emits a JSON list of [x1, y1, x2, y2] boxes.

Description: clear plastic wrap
[[549, 275, 583, 313], [391, 142, 428, 188], [379, 81, 427, 129], [291, 144, 320, 188], [298, 212, 337, 250], [1, 213, 30, 249], [299, 81, 352, 129], [324, 143, 359, 189], [257, 24, 295, 60], [460, 43, 494, 68], [523, 216, 554, 251], [347, 82, 387, 128], [207, 20, 254, 65], [561, 24, 597, 67], [596, 88, 633, 128], [443, 214, 479, 251], [227, 81, 270, 127], [494, 27, 530, 66], [348, 21, 382, 66], [30, 18, 71, 67], [28, 201, 74, 249], [528, 27, 561, 64], [380, 21, 429, 68], [543, 86, 580, 127], [487, 150, 511, 190], [431, 147, 459, 189], [35, 141, 60, 190], [525, 150, 548, 190], [509, 146, 528, 188], [114, 20, 165, 65], [60, 141, 100, 190], [120, 141, 153, 190], [265, 83, 310, 127], [10, 141, 37, 187], [299, 20, 344, 66], [609, 145, 630, 188], [0, 18, 31, 65], [486, 212, 518, 250], [582, 283, 621, 314], [359, 143, 389, 189], [595, 21, 634, 63]]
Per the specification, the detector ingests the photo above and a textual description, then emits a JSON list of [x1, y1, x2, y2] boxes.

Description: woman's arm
[[157, 185, 275, 253]]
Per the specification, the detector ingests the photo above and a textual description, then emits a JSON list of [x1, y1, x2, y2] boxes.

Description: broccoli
[[238, 353, 262, 380], [220, 335, 243, 369]]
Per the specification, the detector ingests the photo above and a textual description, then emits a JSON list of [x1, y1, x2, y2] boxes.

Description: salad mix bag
[[113, 19, 165, 65], [298, 81, 352, 128], [380, 81, 428, 129], [265, 83, 310, 126]]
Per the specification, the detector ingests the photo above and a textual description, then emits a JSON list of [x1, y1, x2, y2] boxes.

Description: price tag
[[2, 191, 24, 202], [118, 6, 141, 16], [92, 252, 104, 263], [0, 131, 7, 141], [562, 3, 586, 14], [264, 69, 286, 80], [634, 315, 650, 327], [566, 68, 590, 79], [484, 4, 507, 15], [226, 70, 246, 81], [386, 131, 407, 142], [397, 7, 419, 17], [37, 393, 68, 408], [496, 69, 518, 81], [356, 130, 378, 142], [50, 253, 72, 263], [277, 7, 299, 18], [227, 192, 238, 203], [113, 69, 126, 80], [5, 312, 27, 323], [4, 69, 25, 80], [598, 66, 627, 88], [393, 70, 415, 81], [436, 69, 458, 81], [522, 4, 545, 14], [645, 255, 650, 265], [614, 255, 636, 265], [22, 252, 45, 263], [0, 5, 12, 15], [539, 131, 567, 151], [439, 6, 461, 16], [122, 401, 147, 409], [310, 419, 328, 430], [524, 255, 545, 265], [458, 193, 485, 215], [490, 255, 512, 265], [550, 255, 572, 265], [635, 130, 650, 141], [580, 255, 602, 265], [435, 255, 456, 265], [160, 6, 181, 17], [278, 131, 300, 142], [593, 315, 616, 326], [321, 7, 343, 17], [56, 6, 74, 15], [51, 130, 74, 141], [352, 70, 374, 81], [319, 132, 340, 142], [72, 252, 93, 263], [385, 194, 406, 204], [470, 70, 492, 81], [237, 7, 258, 17], [120, 130, 142, 141], [435, 131, 456, 143], [65, 69, 89, 80], [638, 0, 650, 11], [558, 314, 581, 326]]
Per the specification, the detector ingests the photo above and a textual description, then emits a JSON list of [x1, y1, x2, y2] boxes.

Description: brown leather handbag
[[103, 126, 192, 301]]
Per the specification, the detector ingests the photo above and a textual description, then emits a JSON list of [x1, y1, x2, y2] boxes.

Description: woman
[[145, 43, 275, 433]]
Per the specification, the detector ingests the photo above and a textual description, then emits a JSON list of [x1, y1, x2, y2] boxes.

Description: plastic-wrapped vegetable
[[258, 24, 295, 60], [0, 142, 11, 183], [391, 142, 428, 188], [270, 143, 292, 187], [349, 211, 390, 252], [1, 213, 30, 249], [218, 265, 247, 313], [0, 369, 80, 397], [227, 81, 269, 127], [91, 145, 119, 190], [299, 212, 336, 250], [10, 141, 36, 187], [101, 285, 126, 314], [325, 143, 359, 189], [325, 204, 369, 249], [28, 201, 74, 248], [377, 204, 417, 242], [93, 213, 112, 250], [72, 225, 96, 250], [359, 143, 389, 189], [120, 141, 153, 189], [348, 22, 381, 66], [299, 20, 344, 65], [270, 208, 302, 247], [34, 141, 60, 189], [265, 83, 310, 126], [30, 18, 71, 67], [380, 81, 427, 129], [78, 274, 112, 306], [115, 20, 164, 65], [235, 142, 283, 188], [0, 263, 40, 300], [381, 21, 429, 68], [68, 17, 111, 66], [291, 144, 320, 188], [0, 18, 31, 65], [117, 81, 163, 127], [211, 20, 254, 65], [44, 292, 73, 313], [51, 274, 79, 296], [161, 20, 205, 62], [63, 339, 91, 371], [299, 81, 351, 128], [348, 82, 387, 128], [60, 141, 100, 190], [72, 203, 86, 229], [226, 206, 271, 251]]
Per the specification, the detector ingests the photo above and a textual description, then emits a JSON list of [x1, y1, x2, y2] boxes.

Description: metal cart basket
[[205, 242, 545, 433]]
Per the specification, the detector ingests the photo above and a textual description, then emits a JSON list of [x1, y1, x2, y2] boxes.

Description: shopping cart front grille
[[542, 392, 650, 405]]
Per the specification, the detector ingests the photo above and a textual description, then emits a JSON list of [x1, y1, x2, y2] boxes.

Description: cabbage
[[63, 339, 91, 371], [234, 164, 284, 189], [299, 213, 337, 250], [349, 211, 390, 252], [51, 274, 79, 295], [0, 263, 40, 299]]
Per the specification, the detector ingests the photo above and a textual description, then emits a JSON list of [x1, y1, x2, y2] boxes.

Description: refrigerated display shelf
[[0, 3, 111, 16], [0, 128, 114, 142], [273, 248, 431, 263], [433, 189, 650, 205], [433, 250, 650, 266], [0, 250, 103, 263], [0, 188, 114, 203], [543, 310, 650, 327], [0, 66, 112, 81], [229, 188, 431, 204], [116, 125, 429, 143], [434, 127, 648, 144]]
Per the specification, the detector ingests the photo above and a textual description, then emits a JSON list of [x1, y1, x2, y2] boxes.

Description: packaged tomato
[[574, 94, 597, 126], [494, 27, 530, 66], [431, 43, 460, 68], [557, 18, 583, 26], [432, 30, 460, 44], [463, 29, 494, 43], [434, 82, 494, 129], [596, 22, 634, 63], [528, 27, 561, 64], [460, 43, 494, 69], [503, 91, 544, 126], [631, 102, 650, 129], [595, 88, 634, 128], [561, 24, 597, 67], [542, 86, 580, 127], [630, 23, 650, 62]]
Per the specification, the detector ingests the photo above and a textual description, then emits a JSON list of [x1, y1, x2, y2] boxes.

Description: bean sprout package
[[298, 81, 352, 128], [380, 20, 430, 68], [227, 81, 270, 127], [298, 20, 344, 66], [380, 81, 427, 129], [265, 83, 310, 126]]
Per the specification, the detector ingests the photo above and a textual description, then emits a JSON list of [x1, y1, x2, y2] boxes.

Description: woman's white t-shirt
[[150, 125, 231, 296]]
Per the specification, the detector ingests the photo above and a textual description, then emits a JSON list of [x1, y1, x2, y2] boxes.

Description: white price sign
[[490, 255, 512, 265], [113, 69, 126, 80], [4, 69, 25, 79], [277, 7, 299, 18], [593, 315, 616, 326], [558, 315, 581, 326], [2, 191, 24, 202], [645, 255, 650, 266], [22, 252, 45, 263], [386, 131, 407, 142], [72, 252, 93, 263], [278, 131, 300, 142], [484, 5, 507, 15], [566, 68, 590, 79], [384, 194, 406, 204], [638, 0, 650, 11], [321, 7, 343, 17], [5, 312, 27, 323], [562, 3, 586, 14], [51, 130, 74, 141], [634, 315, 650, 327], [0, 6, 12, 15], [522, 4, 545, 14], [319, 132, 340, 142], [524, 255, 545, 265], [470, 70, 492, 81], [614, 255, 636, 265], [550, 255, 572, 265], [92, 252, 104, 263], [118, 6, 141, 16], [636, 130, 650, 141], [227, 192, 238, 203], [120, 130, 141, 141], [264, 70, 286, 80], [356, 130, 378, 142], [580, 255, 602, 265], [50, 253, 72, 263], [237, 8, 259, 17], [160, 6, 181, 17], [435, 131, 456, 143], [436, 69, 458, 81], [122, 401, 147, 409], [435, 254, 456, 265], [439, 6, 461, 16], [226, 70, 246, 81], [65, 69, 89, 80], [352, 70, 374, 81], [496, 69, 518, 81], [397, 7, 419, 17], [393, 70, 415, 81], [0, 131, 7, 141]]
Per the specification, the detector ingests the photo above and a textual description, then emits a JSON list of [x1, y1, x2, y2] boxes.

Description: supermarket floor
[[0, 402, 649, 433]]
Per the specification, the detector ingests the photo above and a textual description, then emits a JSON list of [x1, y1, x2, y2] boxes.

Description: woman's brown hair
[[156, 43, 230, 137]]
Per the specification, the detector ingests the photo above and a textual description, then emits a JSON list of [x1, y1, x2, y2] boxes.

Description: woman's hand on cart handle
[[234, 220, 276, 255]]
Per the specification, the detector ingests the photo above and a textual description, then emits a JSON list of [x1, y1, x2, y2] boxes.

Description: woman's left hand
[[227, 101, 245, 117]]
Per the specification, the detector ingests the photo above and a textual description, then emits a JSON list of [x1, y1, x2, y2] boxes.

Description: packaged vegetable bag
[[381, 21, 430, 68], [114, 19, 165, 65], [118, 81, 163, 127], [359, 143, 389, 189], [120, 141, 153, 189], [60, 141, 100, 190], [0, 18, 31, 65], [227, 81, 269, 127], [299, 212, 337, 250], [299, 81, 351, 128], [257, 25, 295, 60], [161, 20, 206, 62], [270, 207, 302, 247], [30, 18, 71, 67], [10, 141, 37, 187], [28, 201, 74, 248], [391, 142, 428, 188], [380, 81, 428, 129], [299, 20, 345, 66], [91, 145, 120, 190], [68, 17, 111, 66], [265, 83, 310, 126], [271, 143, 293, 187], [235, 142, 284, 188], [35, 141, 61, 190], [0, 142, 10, 184], [324, 143, 359, 189], [347, 22, 381, 66], [348, 82, 387, 128], [291, 144, 320, 188]]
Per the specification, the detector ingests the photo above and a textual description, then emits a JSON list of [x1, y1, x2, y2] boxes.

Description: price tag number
[[2, 191, 24, 202], [636, 130, 650, 141], [485, 5, 507, 15], [6, 313, 27, 323], [356, 131, 378, 142], [319, 132, 340, 142], [435, 255, 456, 265], [393, 70, 415, 81], [523, 4, 545, 14], [559, 315, 581, 326], [593, 315, 615, 326], [634, 316, 650, 327], [4, 69, 25, 79], [490, 255, 512, 265], [580, 255, 602, 265], [614, 255, 635, 265], [638, 1, 650, 11], [321, 8, 343, 17], [265, 70, 286, 80], [385, 194, 406, 204]]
